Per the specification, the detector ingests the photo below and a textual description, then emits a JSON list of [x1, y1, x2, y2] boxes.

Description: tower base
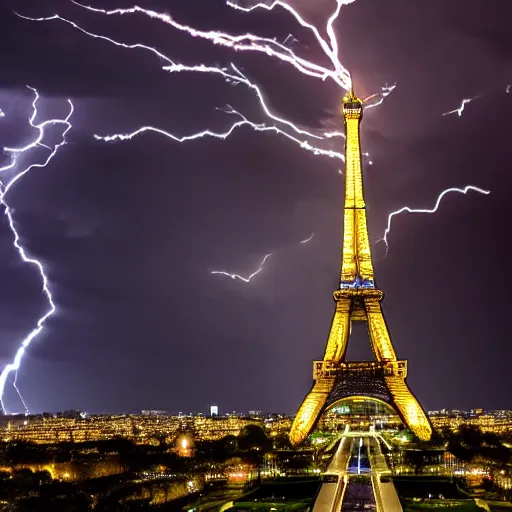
[[289, 361, 432, 445]]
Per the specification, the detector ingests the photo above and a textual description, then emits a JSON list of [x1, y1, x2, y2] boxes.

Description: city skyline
[[0, 0, 510, 414]]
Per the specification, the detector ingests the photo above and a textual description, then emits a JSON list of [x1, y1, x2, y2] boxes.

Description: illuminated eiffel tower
[[289, 90, 432, 445]]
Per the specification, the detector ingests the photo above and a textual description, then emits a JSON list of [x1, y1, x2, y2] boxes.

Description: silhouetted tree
[[447, 425, 511, 465], [273, 433, 292, 450], [238, 425, 271, 452], [5, 442, 50, 465], [459, 425, 484, 449], [12, 468, 35, 487], [195, 435, 238, 463], [33, 470, 52, 485]]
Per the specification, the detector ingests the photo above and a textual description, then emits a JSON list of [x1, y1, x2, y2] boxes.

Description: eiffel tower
[[289, 89, 432, 445]]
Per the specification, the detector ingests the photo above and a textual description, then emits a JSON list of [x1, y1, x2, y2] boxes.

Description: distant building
[[141, 410, 168, 416], [210, 405, 218, 417], [57, 410, 82, 420]]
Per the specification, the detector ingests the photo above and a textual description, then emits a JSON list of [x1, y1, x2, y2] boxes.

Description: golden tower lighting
[[289, 89, 432, 445]]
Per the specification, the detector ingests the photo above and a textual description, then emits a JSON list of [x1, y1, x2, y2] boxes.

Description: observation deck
[[313, 360, 408, 380]]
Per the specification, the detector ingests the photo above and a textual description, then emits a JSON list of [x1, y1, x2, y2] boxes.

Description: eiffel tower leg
[[384, 375, 432, 441], [289, 379, 333, 446], [289, 299, 351, 445], [323, 298, 351, 361], [366, 298, 432, 441], [365, 298, 398, 361]]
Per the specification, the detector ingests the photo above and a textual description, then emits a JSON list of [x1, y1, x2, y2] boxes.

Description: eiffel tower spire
[[289, 88, 432, 445], [339, 88, 375, 288]]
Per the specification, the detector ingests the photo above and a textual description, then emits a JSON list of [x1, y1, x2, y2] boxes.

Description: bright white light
[[442, 97, 477, 117], [17, 0, 398, 168], [377, 186, 490, 254], [71, 0, 351, 89], [212, 253, 272, 283], [212, 230, 316, 283], [364, 83, 397, 109], [300, 233, 315, 244], [0, 87, 73, 413], [95, 105, 345, 162]]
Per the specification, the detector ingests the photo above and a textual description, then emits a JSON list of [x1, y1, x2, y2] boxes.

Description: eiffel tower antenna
[[289, 90, 432, 445]]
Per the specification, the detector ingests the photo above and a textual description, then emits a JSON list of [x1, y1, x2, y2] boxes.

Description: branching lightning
[[10, 1, 493, 407], [442, 97, 477, 117], [0, 87, 73, 413], [212, 253, 272, 283], [377, 186, 490, 255], [70, 0, 352, 88], [16, 0, 394, 166], [363, 83, 396, 109], [212, 231, 315, 283], [95, 104, 346, 162], [15, 4, 491, 260]]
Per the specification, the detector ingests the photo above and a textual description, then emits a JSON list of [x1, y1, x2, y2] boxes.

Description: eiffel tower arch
[[289, 91, 432, 445]]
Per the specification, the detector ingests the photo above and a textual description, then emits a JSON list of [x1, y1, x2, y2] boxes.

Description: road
[[368, 436, 403, 512], [312, 432, 403, 512], [312, 436, 353, 512]]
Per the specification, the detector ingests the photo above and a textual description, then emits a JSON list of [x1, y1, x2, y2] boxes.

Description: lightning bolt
[[95, 105, 346, 162], [15, 1, 394, 167], [300, 233, 315, 244], [442, 97, 477, 117], [70, 0, 352, 88], [212, 253, 272, 283], [377, 186, 490, 255], [363, 83, 397, 109], [212, 232, 315, 283], [14, 6, 489, 310], [0, 86, 73, 413]]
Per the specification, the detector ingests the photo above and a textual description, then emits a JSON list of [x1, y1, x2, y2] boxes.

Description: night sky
[[0, 0, 510, 415]]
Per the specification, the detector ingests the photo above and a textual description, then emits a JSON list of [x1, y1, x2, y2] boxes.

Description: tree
[[5, 442, 50, 465], [238, 425, 272, 484], [33, 470, 52, 485], [447, 425, 511, 465], [12, 468, 35, 486], [195, 436, 237, 463], [273, 433, 292, 450], [238, 425, 271, 452], [98, 438, 135, 456], [458, 425, 484, 449]]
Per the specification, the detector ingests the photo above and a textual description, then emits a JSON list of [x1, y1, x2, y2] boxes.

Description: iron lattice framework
[[289, 91, 432, 445]]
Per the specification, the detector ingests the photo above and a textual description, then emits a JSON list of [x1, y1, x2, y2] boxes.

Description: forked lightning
[[15, 0, 489, 270], [378, 186, 490, 254], [212, 253, 272, 283], [7, 0, 490, 412], [211, 232, 315, 282], [0, 87, 73, 413], [442, 97, 477, 117], [16, 1, 394, 165]]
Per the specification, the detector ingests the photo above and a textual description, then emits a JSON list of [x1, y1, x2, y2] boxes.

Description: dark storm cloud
[[443, 0, 512, 61], [0, 0, 510, 414]]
